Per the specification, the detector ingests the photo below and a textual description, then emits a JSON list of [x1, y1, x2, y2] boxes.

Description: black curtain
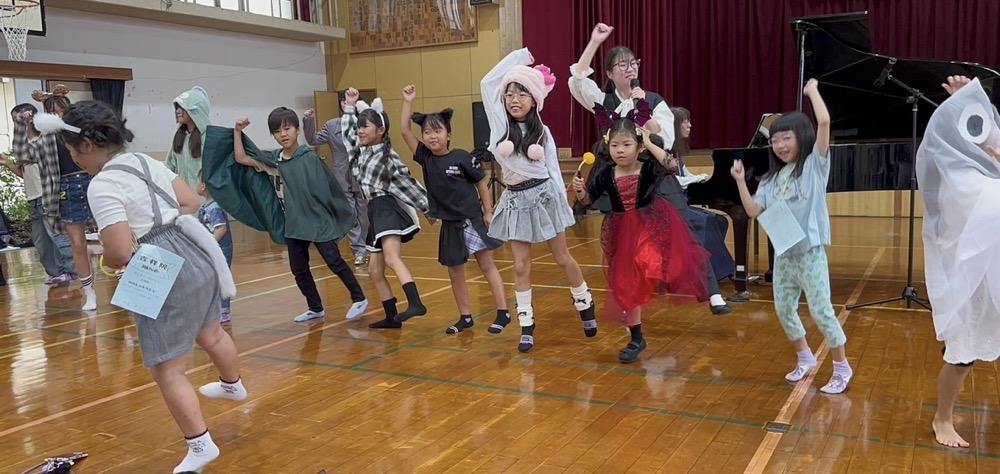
[[90, 79, 125, 113]]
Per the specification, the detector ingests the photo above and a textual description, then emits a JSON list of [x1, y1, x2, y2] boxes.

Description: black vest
[[586, 90, 667, 213]]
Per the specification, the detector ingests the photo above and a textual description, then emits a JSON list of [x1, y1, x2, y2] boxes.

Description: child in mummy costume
[[917, 75, 1000, 449]]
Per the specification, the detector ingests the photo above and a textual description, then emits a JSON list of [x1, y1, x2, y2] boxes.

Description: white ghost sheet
[[916, 77, 1000, 363]]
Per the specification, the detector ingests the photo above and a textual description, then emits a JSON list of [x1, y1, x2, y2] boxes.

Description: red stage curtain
[[523, 0, 1000, 154]]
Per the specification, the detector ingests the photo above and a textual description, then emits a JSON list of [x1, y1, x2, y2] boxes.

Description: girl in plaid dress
[[342, 89, 432, 329]]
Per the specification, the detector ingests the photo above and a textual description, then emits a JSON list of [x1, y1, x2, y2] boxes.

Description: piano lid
[[791, 12, 1000, 142]]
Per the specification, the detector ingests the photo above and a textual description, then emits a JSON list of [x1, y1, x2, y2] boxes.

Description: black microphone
[[630, 79, 641, 106], [875, 58, 896, 88]]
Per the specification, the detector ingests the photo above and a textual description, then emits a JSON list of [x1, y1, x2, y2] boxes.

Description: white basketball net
[[0, 2, 35, 61]]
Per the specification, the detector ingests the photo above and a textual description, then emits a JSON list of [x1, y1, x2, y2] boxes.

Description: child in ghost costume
[[917, 75, 1000, 448]]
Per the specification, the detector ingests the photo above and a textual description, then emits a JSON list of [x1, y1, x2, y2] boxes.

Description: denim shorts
[[59, 173, 93, 224]]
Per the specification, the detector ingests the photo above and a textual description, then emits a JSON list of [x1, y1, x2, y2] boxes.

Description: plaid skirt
[[439, 216, 503, 266]]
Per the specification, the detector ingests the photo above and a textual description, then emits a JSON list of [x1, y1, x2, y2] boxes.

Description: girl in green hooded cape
[[167, 86, 211, 197]]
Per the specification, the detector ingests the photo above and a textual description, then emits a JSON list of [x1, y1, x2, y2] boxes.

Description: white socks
[[786, 348, 817, 382], [177, 379, 246, 472], [515, 290, 533, 327], [198, 377, 248, 401], [710, 294, 726, 306], [174, 431, 220, 474], [81, 275, 97, 311], [570, 283, 593, 311]]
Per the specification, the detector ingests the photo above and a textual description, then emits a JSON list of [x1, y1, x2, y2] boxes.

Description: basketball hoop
[[0, 0, 38, 61]]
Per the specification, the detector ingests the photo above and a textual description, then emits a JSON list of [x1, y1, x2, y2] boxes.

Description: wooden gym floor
[[0, 215, 997, 473]]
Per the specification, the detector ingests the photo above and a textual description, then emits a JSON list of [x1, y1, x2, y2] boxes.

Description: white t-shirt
[[87, 152, 181, 239], [22, 162, 43, 201]]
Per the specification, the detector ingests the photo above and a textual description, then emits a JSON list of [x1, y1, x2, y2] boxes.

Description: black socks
[[518, 322, 536, 353], [370, 298, 402, 329], [446, 315, 474, 334], [488, 309, 510, 334], [619, 324, 646, 363], [394, 282, 427, 322], [629, 324, 643, 343]]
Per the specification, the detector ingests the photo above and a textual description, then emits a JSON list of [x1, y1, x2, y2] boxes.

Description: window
[[181, 0, 303, 21]]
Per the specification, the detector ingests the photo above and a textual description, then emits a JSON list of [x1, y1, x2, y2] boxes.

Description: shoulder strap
[[103, 154, 180, 227]]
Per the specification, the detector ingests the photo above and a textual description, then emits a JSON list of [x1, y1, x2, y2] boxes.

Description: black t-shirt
[[56, 138, 83, 175], [413, 143, 485, 220]]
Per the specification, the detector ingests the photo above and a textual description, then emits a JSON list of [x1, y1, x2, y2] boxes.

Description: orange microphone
[[567, 152, 597, 191]]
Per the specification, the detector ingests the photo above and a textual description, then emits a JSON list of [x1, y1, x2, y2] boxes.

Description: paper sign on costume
[[111, 244, 185, 319], [757, 200, 806, 257]]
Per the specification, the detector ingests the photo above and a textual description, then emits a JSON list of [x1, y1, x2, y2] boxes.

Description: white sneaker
[[354, 255, 367, 266], [293, 310, 325, 322], [346, 299, 369, 319]]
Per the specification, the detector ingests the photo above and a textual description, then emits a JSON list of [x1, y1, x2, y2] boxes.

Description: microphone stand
[[486, 158, 504, 204], [846, 68, 933, 311]]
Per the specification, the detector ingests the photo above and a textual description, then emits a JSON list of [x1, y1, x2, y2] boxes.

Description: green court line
[[247, 351, 1000, 460], [30, 321, 1000, 458]]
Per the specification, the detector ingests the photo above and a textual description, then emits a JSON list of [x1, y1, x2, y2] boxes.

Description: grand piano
[[687, 11, 1000, 301]]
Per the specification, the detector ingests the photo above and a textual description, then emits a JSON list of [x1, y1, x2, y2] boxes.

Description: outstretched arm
[[340, 87, 363, 156], [804, 79, 831, 157], [730, 160, 764, 219], [11, 115, 50, 165], [0, 154, 23, 178], [568, 24, 613, 112], [481, 48, 534, 153], [232, 118, 256, 168], [302, 109, 329, 146], [399, 85, 419, 154]]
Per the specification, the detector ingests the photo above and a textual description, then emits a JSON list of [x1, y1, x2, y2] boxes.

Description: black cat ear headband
[[411, 108, 455, 127], [592, 100, 653, 144]]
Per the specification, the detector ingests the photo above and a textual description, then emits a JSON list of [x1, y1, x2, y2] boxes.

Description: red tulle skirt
[[601, 197, 710, 324]]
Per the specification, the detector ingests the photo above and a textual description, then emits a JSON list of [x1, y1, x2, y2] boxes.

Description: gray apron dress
[[105, 156, 222, 367]]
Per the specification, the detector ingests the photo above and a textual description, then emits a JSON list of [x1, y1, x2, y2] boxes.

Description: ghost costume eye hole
[[957, 103, 992, 144]]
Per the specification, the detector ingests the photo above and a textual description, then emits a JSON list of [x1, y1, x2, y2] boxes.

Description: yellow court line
[[743, 246, 885, 474]]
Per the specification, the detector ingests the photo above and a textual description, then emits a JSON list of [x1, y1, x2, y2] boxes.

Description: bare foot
[[932, 418, 970, 448]]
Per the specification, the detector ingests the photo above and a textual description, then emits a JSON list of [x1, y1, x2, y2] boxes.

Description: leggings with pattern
[[772, 245, 847, 348]]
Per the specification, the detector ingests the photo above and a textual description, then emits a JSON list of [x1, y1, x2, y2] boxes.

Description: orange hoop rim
[[0, 0, 39, 10]]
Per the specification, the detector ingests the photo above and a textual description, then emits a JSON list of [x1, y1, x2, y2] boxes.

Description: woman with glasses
[[569, 23, 676, 215], [570, 23, 675, 148]]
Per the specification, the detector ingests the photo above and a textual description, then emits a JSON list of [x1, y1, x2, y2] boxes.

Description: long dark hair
[[358, 108, 394, 184], [761, 112, 815, 182], [171, 103, 202, 159], [59, 100, 136, 150], [601, 45, 636, 94], [498, 82, 545, 156], [670, 106, 691, 157]]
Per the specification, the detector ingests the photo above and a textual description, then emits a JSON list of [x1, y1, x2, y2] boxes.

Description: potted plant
[[0, 149, 31, 247]]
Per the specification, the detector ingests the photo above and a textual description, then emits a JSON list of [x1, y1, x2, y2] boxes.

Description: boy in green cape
[[202, 107, 369, 322]]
